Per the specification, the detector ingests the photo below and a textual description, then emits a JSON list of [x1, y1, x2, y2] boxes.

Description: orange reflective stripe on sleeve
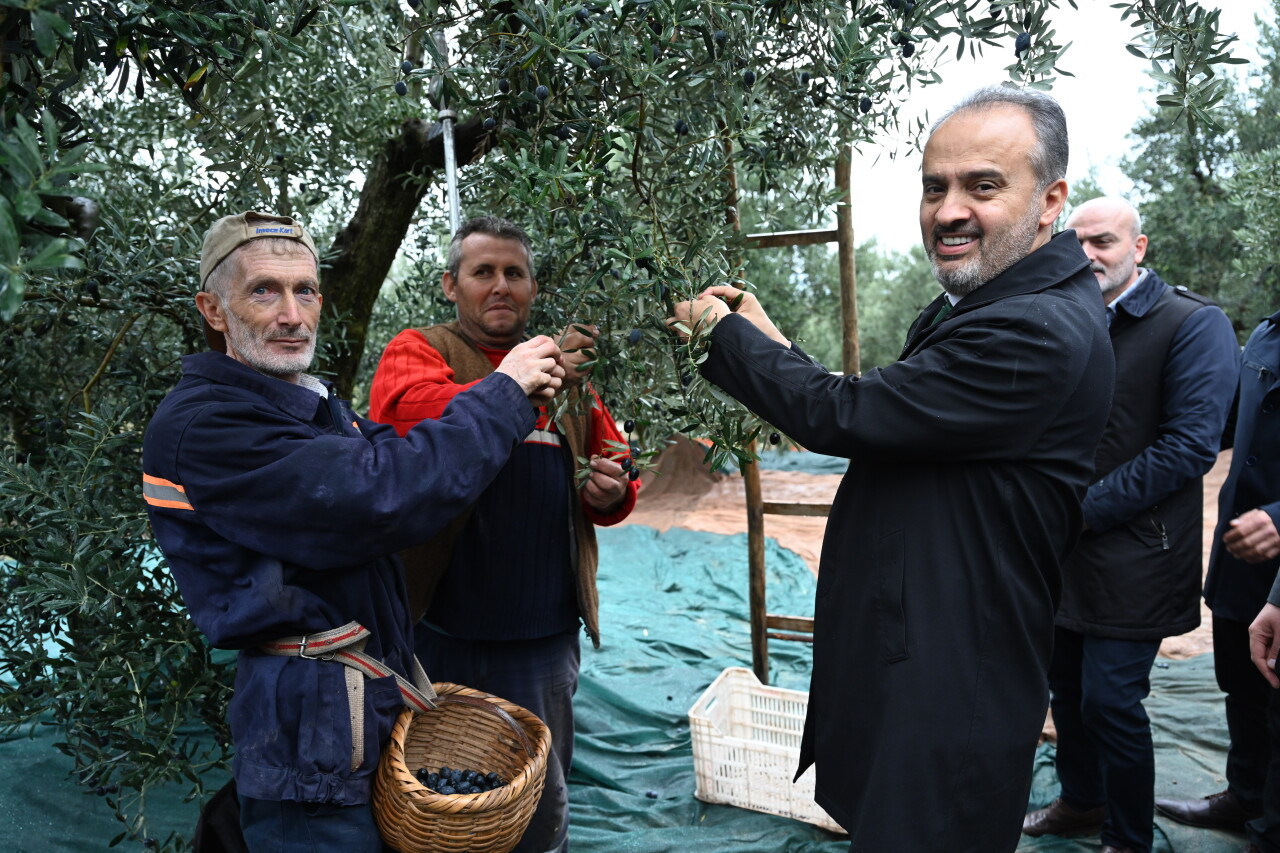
[[142, 473, 194, 511]]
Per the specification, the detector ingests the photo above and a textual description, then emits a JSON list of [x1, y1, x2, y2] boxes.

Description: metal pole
[[441, 110, 460, 233], [434, 31, 461, 233]]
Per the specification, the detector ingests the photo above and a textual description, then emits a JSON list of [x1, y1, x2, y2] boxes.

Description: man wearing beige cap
[[142, 211, 565, 852]]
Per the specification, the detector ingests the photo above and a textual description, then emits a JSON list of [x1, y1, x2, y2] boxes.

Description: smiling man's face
[[443, 233, 538, 348], [919, 104, 1061, 297]]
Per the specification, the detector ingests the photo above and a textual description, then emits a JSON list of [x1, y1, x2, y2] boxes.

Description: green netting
[[0, 524, 1250, 852], [573, 525, 1247, 853], [734, 447, 851, 475]]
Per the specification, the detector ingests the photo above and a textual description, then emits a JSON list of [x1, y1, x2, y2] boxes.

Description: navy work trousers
[[416, 624, 580, 853], [1214, 614, 1280, 852], [1049, 626, 1162, 853], [239, 795, 392, 853]]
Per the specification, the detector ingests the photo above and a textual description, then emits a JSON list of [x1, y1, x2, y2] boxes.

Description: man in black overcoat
[[668, 85, 1115, 852], [1156, 311, 1280, 853]]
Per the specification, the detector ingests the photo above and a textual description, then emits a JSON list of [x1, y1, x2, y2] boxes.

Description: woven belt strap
[[260, 621, 438, 771]]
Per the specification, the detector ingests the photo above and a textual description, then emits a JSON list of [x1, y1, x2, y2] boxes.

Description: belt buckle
[[298, 635, 336, 661]]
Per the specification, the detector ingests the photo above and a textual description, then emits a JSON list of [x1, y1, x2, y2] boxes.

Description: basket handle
[[435, 693, 536, 758]]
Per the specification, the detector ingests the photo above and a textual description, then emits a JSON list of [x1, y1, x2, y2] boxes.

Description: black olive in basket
[[416, 764, 507, 793]]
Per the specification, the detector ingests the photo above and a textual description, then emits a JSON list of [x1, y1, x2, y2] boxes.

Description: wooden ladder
[[730, 146, 861, 685]]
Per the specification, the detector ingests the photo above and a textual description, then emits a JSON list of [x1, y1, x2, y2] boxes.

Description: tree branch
[[322, 114, 493, 397]]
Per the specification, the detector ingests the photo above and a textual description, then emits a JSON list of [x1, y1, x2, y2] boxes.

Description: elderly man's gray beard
[[929, 202, 1044, 298], [1095, 253, 1138, 298], [223, 311, 317, 379]]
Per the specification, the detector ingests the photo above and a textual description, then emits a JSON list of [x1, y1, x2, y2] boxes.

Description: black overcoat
[[1205, 312, 1280, 622], [699, 232, 1114, 852]]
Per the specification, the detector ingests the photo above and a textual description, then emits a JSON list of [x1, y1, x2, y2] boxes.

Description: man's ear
[[1133, 234, 1149, 265], [530, 276, 538, 303], [195, 290, 228, 334], [1040, 179, 1068, 228], [441, 271, 458, 304]]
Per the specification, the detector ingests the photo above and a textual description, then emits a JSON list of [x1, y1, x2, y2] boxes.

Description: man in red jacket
[[369, 215, 638, 853]]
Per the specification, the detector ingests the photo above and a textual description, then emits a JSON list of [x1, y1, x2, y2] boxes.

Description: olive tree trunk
[[322, 115, 490, 397]]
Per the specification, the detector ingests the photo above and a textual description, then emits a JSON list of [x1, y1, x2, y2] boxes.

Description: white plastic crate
[[687, 666, 845, 834]]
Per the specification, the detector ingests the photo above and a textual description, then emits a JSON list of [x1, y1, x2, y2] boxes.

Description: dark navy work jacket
[[142, 352, 533, 804]]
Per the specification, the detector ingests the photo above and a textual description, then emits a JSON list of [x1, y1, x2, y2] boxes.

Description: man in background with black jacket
[[1023, 197, 1239, 853]]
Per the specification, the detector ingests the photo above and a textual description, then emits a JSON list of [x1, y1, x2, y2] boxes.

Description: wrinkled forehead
[[458, 233, 533, 273], [227, 239, 319, 281]]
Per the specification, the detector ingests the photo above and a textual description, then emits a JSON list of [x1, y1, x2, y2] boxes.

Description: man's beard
[[928, 203, 1043, 298], [224, 313, 316, 379], [1094, 253, 1137, 298]]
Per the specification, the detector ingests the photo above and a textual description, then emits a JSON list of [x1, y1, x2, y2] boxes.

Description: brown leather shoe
[[1022, 797, 1107, 837], [1154, 790, 1262, 831]]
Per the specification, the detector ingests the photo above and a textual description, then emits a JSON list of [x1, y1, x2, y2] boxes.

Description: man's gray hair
[[930, 84, 1069, 192], [446, 215, 534, 280]]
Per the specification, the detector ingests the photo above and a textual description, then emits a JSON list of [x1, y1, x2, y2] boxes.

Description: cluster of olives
[[415, 765, 506, 795]]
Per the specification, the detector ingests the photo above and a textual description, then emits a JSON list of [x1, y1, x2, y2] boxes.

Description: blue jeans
[[1049, 627, 1162, 853], [416, 624, 579, 853], [239, 795, 392, 853]]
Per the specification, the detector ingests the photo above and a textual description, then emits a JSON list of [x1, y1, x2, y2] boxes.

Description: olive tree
[[1121, 0, 1280, 334], [0, 1, 1251, 849]]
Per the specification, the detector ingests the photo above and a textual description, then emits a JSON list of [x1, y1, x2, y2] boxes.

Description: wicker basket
[[373, 682, 551, 853]]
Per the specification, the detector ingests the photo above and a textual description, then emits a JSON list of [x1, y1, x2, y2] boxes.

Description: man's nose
[[277, 292, 304, 325], [934, 190, 971, 226]]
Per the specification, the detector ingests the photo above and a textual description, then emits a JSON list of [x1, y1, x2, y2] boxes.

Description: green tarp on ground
[[735, 447, 850, 475], [0, 524, 1254, 852], [572, 525, 1248, 853]]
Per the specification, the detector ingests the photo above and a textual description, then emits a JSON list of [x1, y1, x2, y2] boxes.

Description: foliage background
[[0, 0, 1262, 848], [1118, 5, 1280, 332]]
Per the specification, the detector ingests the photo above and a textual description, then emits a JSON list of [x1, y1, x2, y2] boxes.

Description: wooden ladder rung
[[743, 228, 839, 249], [766, 614, 814, 633], [767, 631, 815, 643], [762, 501, 831, 518]]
